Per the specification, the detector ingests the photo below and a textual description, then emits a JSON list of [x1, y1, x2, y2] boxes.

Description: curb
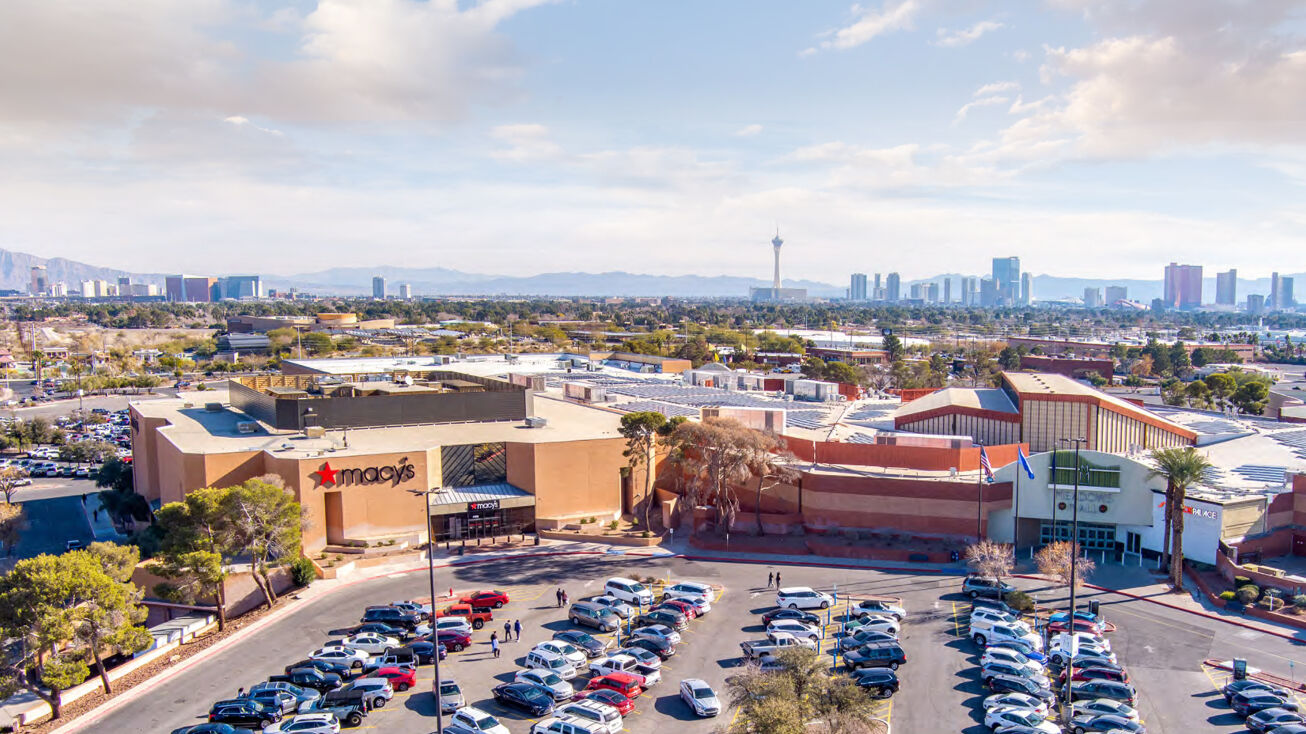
[[677, 553, 953, 575]]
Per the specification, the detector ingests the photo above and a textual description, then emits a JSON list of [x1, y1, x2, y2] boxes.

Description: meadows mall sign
[[311, 458, 416, 489]]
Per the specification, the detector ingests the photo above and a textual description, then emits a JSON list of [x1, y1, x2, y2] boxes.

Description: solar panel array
[[1232, 465, 1288, 484], [1270, 429, 1306, 460], [609, 400, 699, 419], [847, 433, 878, 444]]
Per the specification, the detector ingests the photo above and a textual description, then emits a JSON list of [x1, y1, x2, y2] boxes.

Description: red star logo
[[313, 462, 338, 487]]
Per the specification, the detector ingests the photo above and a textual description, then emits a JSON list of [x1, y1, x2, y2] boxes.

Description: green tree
[[59, 440, 118, 465], [1206, 372, 1236, 411], [997, 346, 1022, 371], [152, 488, 234, 628], [224, 479, 304, 609], [801, 356, 827, 380], [1232, 380, 1269, 415], [300, 331, 334, 355], [73, 545, 151, 693], [1149, 447, 1214, 591], [619, 411, 667, 531], [825, 361, 858, 385], [0, 500, 24, 556], [881, 333, 904, 363], [726, 647, 887, 734], [1184, 379, 1211, 409], [0, 465, 27, 504]]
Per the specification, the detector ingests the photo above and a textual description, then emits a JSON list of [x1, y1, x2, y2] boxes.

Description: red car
[[585, 672, 644, 700], [374, 666, 417, 691], [436, 630, 472, 652], [1058, 666, 1129, 684], [573, 688, 636, 715], [1047, 618, 1102, 635], [460, 590, 510, 609], [654, 599, 697, 619]]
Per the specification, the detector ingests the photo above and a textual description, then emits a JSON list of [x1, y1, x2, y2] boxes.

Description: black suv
[[207, 700, 282, 729], [850, 668, 899, 698], [962, 575, 1015, 600], [842, 643, 907, 671], [268, 668, 343, 692], [361, 607, 421, 630]]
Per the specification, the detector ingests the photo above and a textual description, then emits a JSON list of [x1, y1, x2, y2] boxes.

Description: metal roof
[[429, 483, 535, 510]]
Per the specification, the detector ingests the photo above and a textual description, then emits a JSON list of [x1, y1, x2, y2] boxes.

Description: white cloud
[[934, 20, 1004, 48], [974, 81, 1021, 97], [490, 123, 563, 161], [804, 0, 923, 54], [953, 95, 1010, 124], [223, 116, 283, 136], [735, 124, 764, 137]]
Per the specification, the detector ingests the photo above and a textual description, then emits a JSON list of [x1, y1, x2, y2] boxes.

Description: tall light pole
[[415, 490, 444, 734], [1059, 436, 1086, 725]]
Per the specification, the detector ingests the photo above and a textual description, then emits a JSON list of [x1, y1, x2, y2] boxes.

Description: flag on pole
[[979, 446, 995, 483], [1017, 447, 1036, 480]]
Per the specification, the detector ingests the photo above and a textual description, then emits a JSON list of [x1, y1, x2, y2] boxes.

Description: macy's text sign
[[311, 458, 416, 488]]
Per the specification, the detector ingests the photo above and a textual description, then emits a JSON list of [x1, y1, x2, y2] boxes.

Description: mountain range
[[6, 247, 1301, 302]]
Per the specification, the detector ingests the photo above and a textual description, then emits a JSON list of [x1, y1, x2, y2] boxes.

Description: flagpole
[[1013, 453, 1021, 553]]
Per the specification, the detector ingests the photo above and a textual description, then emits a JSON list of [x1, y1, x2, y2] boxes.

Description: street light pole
[[421, 492, 444, 734], [1060, 436, 1086, 725]]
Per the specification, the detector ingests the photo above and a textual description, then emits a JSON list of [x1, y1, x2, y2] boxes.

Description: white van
[[604, 577, 654, 606], [526, 648, 578, 680], [557, 701, 624, 734]]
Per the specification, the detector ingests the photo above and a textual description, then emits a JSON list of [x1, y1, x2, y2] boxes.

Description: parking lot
[[72, 553, 1306, 734]]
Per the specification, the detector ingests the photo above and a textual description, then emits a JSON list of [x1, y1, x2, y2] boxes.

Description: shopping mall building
[[130, 366, 630, 552]]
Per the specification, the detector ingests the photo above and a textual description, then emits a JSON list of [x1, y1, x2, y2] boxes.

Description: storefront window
[[442, 442, 508, 487]]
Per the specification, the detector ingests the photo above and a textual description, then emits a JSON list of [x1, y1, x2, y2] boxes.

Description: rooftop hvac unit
[[235, 421, 258, 434], [305, 426, 326, 438], [204, 402, 223, 412], [525, 416, 548, 428]]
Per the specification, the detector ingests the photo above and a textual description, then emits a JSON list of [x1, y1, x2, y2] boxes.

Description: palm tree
[[1149, 447, 1213, 591]]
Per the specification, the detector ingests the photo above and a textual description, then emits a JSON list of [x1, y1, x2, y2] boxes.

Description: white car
[[1048, 637, 1112, 665], [265, 712, 341, 734], [534, 641, 588, 666], [854, 599, 906, 620], [972, 622, 1041, 650], [556, 700, 624, 734], [436, 617, 475, 636], [310, 646, 369, 668], [340, 633, 399, 655], [776, 587, 834, 610], [526, 649, 578, 680], [530, 716, 607, 734], [615, 646, 662, 669], [984, 706, 1060, 733], [970, 607, 1021, 627], [679, 678, 720, 717], [969, 612, 1031, 635], [663, 582, 714, 607], [341, 678, 394, 708], [982, 692, 1049, 718], [1071, 698, 1139, 721], [451, 706, 510, 734], [980, 647, 1045, 675], [515, 669, 574, 700], [766, 620, 822, 641], [849, 615, 900, 637], [589, 595, 636, 619], [630, 624, 680, 646], [604, 577, 655, 606]]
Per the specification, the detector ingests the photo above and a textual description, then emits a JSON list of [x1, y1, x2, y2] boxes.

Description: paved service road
[[69, 554, 1306, 734]]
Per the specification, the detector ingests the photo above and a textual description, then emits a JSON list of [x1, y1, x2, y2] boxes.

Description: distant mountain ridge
[[3, 247, 1301, 301]]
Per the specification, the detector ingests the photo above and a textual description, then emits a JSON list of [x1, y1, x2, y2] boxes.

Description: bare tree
[[1034, 541, 1096, 589], [664, 417, 790, 535], [964, 540, 1014, 584], [0, 466, 26, 504]]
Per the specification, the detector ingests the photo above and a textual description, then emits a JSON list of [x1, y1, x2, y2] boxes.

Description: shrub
[[1004, 590, 1035, 613], [608, 520, 619, 530], [1294, 595, 1306, 609], [1236, 585, 1260, 604], [1219, 590, 1236, 601], [641, 530, 651, 538], [1234, 575, 1251, 586], [290, 557, 317, 586]]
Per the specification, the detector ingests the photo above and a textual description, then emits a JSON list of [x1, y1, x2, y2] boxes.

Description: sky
[[3, 0, 1306, 283]]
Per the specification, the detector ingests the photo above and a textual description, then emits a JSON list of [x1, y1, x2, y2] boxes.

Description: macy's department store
[[129, 371, 630, 551]]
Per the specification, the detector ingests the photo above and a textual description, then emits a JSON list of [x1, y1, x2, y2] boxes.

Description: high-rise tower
[[771, 229, 783, 290]]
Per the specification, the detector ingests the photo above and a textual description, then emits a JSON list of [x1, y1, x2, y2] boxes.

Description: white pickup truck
[[588, 654, 662, 687], [739, 631, 817, 660]]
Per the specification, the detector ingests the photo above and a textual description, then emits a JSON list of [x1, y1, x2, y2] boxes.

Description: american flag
[[978, 446, 995, 483]]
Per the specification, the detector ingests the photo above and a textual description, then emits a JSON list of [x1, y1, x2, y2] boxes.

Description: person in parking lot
[[490, 632, 500, 658], [775, 572, 781, 587], [514, 619, 522, 640], [504, 620, 512, 641], [556, 588, 564, 607], [768, 572, 774, 588]]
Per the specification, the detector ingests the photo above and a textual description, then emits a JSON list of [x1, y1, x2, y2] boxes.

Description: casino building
[[130, 368, 630, 552]]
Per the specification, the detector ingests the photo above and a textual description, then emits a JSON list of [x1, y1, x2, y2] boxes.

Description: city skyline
[[2, 1, 1304, 281]]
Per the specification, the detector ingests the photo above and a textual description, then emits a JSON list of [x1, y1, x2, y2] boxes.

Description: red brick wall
[[783, 438, 1026, 473], [894, 388, 942, 403], [800, 472, 1012, 538]]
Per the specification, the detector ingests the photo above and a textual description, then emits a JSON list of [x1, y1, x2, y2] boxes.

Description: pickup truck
[[588, 654, 662, 687], [435, 603, 493, 629], [739, 632, 817, 660], [299, 698, 368, 728]]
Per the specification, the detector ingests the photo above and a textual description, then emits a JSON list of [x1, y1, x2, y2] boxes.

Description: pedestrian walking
[[514, 619, 522, 641], [490, 632, 500, 658], [767, 571, 774, 588], [775, 572, 781, 588], [556, 588, 563, 607], [504, 620, 512, 641], [561, 589, 569, 605]]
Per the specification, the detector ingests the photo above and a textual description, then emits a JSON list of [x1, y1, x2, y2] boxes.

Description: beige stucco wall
[[512, 438, 626, 523]]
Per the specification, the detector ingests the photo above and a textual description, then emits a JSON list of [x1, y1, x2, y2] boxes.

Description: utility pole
[[1060, 436, 1086, 726]]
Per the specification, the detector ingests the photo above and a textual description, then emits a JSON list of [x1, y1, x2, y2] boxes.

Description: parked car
[[208, 700, 283, 729], [336, 678, 392, 709], [554, 629, 614, 657], [526, 648, 580, 680], [776, 586, 834, 610], [529, 716, 606, 734], [555, 700, 624, 734], [1248, 709, 1306, 734], [981, 662, 1050, 690], [372, 666, 417, 692], [854, 599, 906, 621], [268, 669, 343, 693], [436, 679, 464, 713], [679, 678, 720, 717], [309, 647, 369, 669], [614, 646, 662, 669], [624, 635, 675, 659], [461, 589, 511, 608], [264, 712, 341, 734], [986, 673, 1055, 702], [517, 669, 576, 701], [980, 647, 1044, 674], [584, 673, 644, 700], [449, 706, 509, 734], [1226, 679, 1290, 704], [842, 643, 907, 671], [1067, 681, 1136, 706], [982, 692, 1049, 717], [1070, 698, 1138, 722], [338, 633, 399, 655], [762, 608, 821, 626], [662, 581, 714, 608], [654, 598, 699, 620], [535, 640, 589, 666], [604, 577, 654, 606], [629, 624, 680, 647], [1048, 618, 1105, 636], [1067, 713, 1144, 733], [572, 688, 635, 716], [1234, 691, 1301, 717], [837, 628, 897, 652], [634, 609, 687, 631], [250, 682, 321, 709], [849, 668, 899, 698], [239, 689, 299, 715], [436, 630, 472, 653], [963, 575, 1015, 600], [985, 706, 1060, 734], [493, 682, 557, 717], [766, 620, 822, 642], [569, 602, 620, 632], [973, 621, 1041, 650], [1058, 667, 1130, 685], [588, 595, 636, 619]]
